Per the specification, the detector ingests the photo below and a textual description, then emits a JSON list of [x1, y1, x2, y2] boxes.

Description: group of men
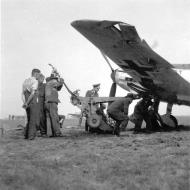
[[22, 68, 64, 140], [22, 69, 157, 139], [85, 83, 157, 136], [108, 94, 156, 136]]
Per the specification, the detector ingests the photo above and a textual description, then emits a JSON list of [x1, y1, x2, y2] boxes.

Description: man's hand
[[22, 103, 28, 109], [59, 78, 64, 84]]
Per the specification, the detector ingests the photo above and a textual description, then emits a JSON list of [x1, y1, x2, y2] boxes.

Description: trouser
[[45, 102, 62, 136], [134, 120, 143, 130], [145, 110, 160, 130], [107, 111, 128, 129], [130, 113, 150, 130], [38, 101, 46, 135], [108, 111, 127, 121], [58, 115, 65, 128], [25, 103, 39, 139]]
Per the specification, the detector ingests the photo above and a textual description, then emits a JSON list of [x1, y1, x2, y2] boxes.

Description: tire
[[170, 115, 178, 129], [160, 114, 178, 129]]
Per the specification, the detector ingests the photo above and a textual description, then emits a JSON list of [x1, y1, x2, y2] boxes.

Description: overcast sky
[[1, 0, 190, 118]]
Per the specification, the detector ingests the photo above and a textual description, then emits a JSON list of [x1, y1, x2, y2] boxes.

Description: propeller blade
[[109, 82, 117, 97], [108, 82, 117, 106], [100, 51, 118, 100]]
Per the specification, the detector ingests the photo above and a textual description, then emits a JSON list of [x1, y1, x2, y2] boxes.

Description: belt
[[45, 101, 58, 104]]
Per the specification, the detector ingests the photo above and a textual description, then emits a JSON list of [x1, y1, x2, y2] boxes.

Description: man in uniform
[[85, 83, 106, 112], [22, 68, 41, 140], [45, 74, 64, 137], [85, 83, 106, 132], [107, 93, 136, 136], [129, 96, 153, 133], [86, 84, 100, 97], [37, 73, 47, 136], [85, 83, 100, 97]]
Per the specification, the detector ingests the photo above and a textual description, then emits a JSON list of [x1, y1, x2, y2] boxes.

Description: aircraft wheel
[[160, 114, 178, 128], [87, 114, 102, 128]]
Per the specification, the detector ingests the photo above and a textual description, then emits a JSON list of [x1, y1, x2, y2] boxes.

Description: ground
[[0, 118, 189, 190]]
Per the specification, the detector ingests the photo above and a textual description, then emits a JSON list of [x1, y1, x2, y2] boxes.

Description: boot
[[113, 122, 120, 137], [119, 119, 129, 131], [134, 125, 142, 133]]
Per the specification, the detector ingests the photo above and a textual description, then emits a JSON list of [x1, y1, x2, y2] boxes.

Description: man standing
[[85, 83, 106, 132], [22, 68, 41, 140], [45, 74, 64, 137], [107, 93, 136, 136], [85, 83, 106, 112], [37, 73, 46, 136], [85, 83, 100, 98]]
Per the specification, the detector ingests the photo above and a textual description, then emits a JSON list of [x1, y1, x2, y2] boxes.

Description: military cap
[[93, 83, 100, 88]]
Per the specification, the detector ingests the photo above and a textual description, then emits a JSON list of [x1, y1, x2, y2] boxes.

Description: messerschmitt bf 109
[[71, 19, 190, 128]]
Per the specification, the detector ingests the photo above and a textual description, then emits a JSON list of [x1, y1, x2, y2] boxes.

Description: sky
[[1, 0, 190, 118]]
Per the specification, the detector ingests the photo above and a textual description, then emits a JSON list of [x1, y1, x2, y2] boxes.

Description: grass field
[[0, 117, 189, 190]]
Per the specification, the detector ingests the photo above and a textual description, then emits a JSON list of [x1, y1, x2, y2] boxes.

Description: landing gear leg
[[148, 98, 163, 129], [166, 103, 173, 115], [153, 98, 160, 113]]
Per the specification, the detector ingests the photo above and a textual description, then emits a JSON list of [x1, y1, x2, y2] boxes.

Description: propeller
[[100, 51, 117, 98]]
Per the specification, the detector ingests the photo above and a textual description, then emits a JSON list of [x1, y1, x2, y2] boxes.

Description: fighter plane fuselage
[[71, 20, 190, 106]]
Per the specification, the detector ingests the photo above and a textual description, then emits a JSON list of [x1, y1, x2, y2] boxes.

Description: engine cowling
[[114, 70, 132, 91]]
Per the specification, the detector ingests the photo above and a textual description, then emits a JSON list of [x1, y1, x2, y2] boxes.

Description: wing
[[100, 22, 190, 102], [72, 20, 190, 105]]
